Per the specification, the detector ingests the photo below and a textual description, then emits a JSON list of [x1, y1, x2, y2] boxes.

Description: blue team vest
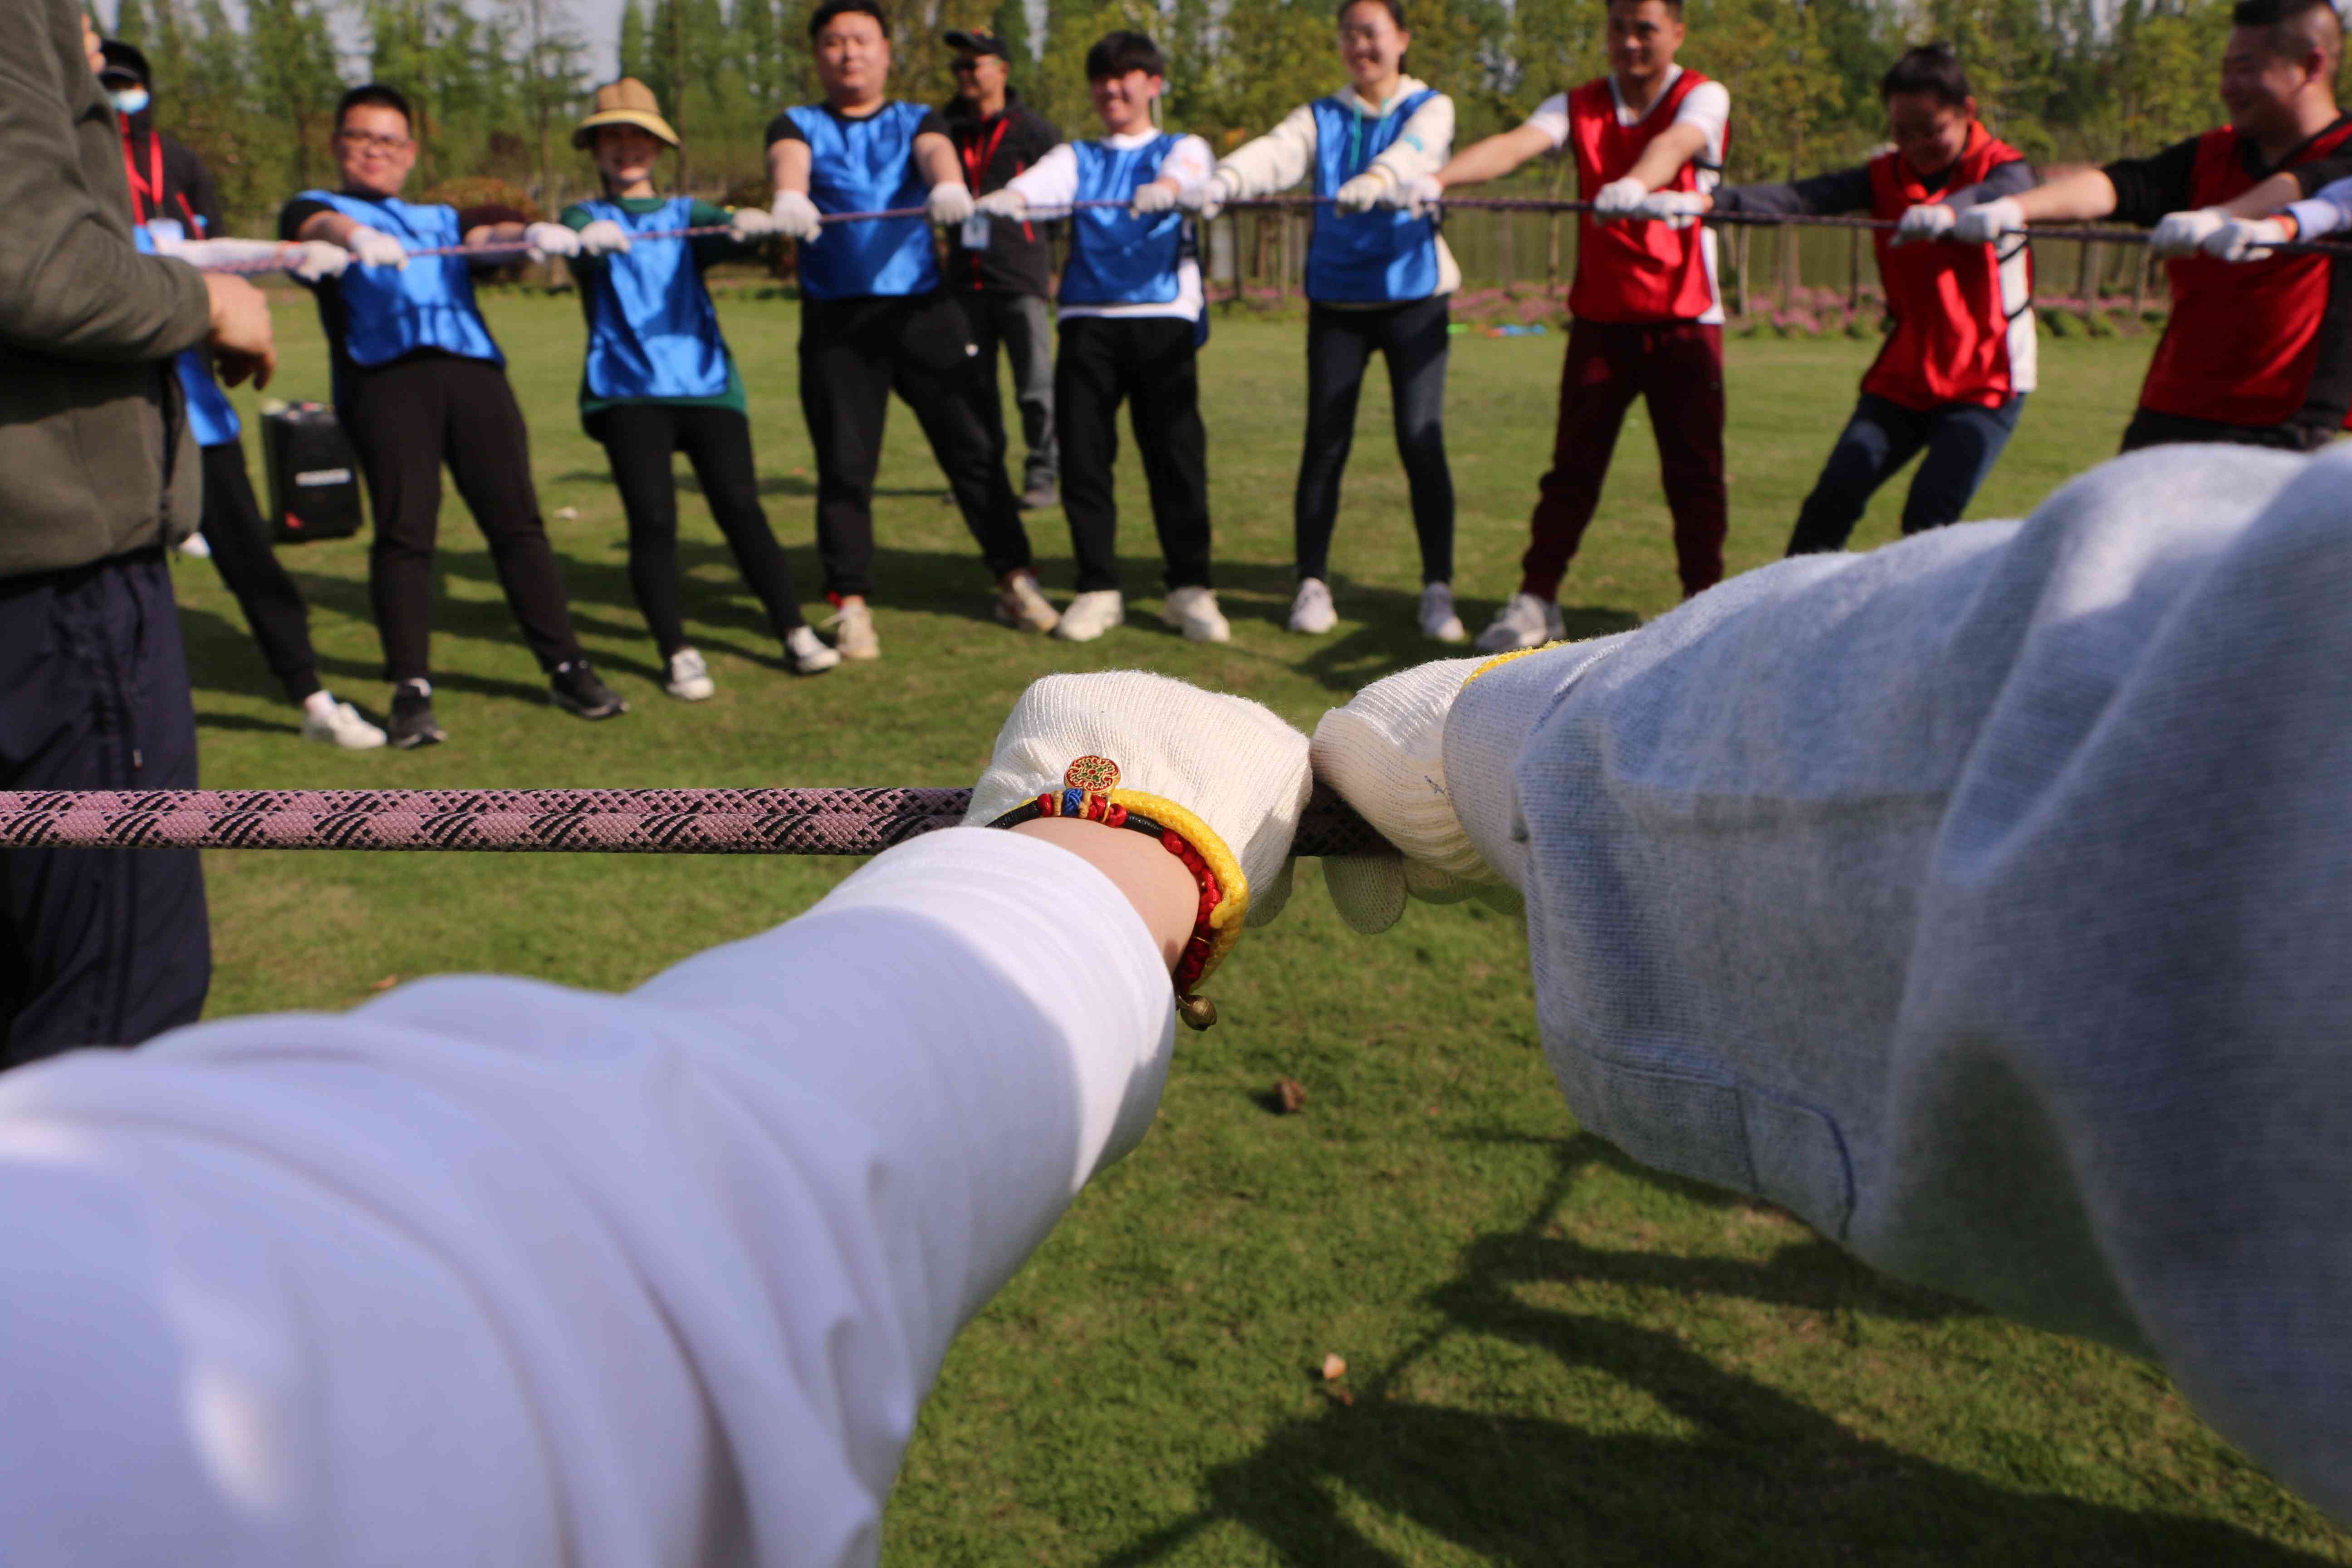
[[135, 220, 242, 446], [1059, 136, 1185, 307], [574, 196, 731, 401], [296, 191, 505, 368], [788, 103, 939, 300], [1306, 91, 1443, 304]]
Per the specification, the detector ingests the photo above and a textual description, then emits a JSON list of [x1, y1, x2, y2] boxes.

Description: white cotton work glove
[[1386, 172, 1444, 218], [523, 221, 580, 261], [1129, 179, 1181, 218], [1951, 196, 2023, 245], [1893, 202, 1956, 245], [1310, 657, 1523, 936], [975, 187, 1029, 219], [576, 219, 632, 258], [1591, 176, 1648, 220], [2205, 214, 2293, 262], [727, 205, 779, 242], [966, 672, 1314, 943], [1181, 169, 1237, 220], [926, 181, 976, 225], [1633, 189, 1707, 229], [770, 189, 823, 242], [2149, 206, 2228, 259], [345, 223, 410, 270], [285, 240, 351, 280], [1333, 169, 1393, 215]]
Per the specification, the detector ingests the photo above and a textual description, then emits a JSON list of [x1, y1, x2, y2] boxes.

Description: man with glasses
[[942, 27, 1063, 512], [280, 83, 623, 747]]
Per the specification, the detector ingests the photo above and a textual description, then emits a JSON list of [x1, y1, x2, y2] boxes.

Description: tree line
[[106, 0, 2250, 237]]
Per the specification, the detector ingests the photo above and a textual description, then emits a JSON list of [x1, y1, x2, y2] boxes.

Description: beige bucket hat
[[573, 78, 681, 150]]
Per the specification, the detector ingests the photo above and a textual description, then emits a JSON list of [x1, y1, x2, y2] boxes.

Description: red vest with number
[[2139, 119, 2352, 426], [1568, 71, 1722, 324], [1861, 125, 2034, 409]]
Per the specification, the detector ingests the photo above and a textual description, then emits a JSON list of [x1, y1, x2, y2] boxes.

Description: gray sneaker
[[1019, 480, 1060, 511]]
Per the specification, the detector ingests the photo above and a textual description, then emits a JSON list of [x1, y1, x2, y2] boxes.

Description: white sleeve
[[2284, 172, 2352, 239], [0, 827, 1174, 1567], [1005, 142, 1081, 210], [1162, 133, 1216, 196], [1522, 91, 1572, 152], [1673, 78, 1730, 172], [1367, 93, 1455, 184], [1442, 443, 2352, 1526], [1212, 103, 1318, 198]]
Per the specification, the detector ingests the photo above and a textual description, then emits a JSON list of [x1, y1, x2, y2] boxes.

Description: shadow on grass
[[1097, 1134, 2324, 1568], [552, 466, 949, 502]]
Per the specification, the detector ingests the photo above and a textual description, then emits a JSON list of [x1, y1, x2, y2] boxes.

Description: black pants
[[591, 404, 807, 656], [797, 294, 1033, 600], [1056, 314, 1213, 594], [1786, 392, 2027, 556], [965, 290, 1058, 494], [199, 438, 322, 702], [1296, 297, 1455, 584], [2118, 407, 2336, 455], [340, 353, 585, 685], [0, 550, 208, 1065]]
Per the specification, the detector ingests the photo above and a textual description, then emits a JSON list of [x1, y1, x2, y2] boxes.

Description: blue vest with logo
[[574, 196, 731, 401], [789, 103, 939, 300], [297, 191, 505, 368], [1060, 136, 1186, 308], [1306, 91, 1442, 303], [135, 220, 241, 446]]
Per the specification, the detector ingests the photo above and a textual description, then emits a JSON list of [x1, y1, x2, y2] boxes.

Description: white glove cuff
[[1441, 638, 1634, 892]]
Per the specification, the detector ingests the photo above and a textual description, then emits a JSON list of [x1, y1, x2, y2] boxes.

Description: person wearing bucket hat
[[560, 79, 840, 700]]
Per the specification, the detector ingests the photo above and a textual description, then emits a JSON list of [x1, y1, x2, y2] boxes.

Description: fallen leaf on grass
[[369, 975, 399, 991], [1274, 1077, 1307, 1114], [554, 506, 580, 520], [1321, 1352, 1347, 1382]]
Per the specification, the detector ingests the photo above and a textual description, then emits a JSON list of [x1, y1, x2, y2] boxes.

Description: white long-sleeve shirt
[[1005, 132, 1212, 319], [0, 828, 1174, 1567], [1213, 81, 1461, 299]]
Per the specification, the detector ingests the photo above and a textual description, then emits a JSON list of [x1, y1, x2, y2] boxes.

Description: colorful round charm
[[1063, 755, 1122, 792]]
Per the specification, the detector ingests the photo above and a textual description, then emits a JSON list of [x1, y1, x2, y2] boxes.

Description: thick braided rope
[[0, 784, 1392, 858]]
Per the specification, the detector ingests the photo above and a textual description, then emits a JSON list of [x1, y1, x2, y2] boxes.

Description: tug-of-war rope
[[0, 784, 1392, 859]]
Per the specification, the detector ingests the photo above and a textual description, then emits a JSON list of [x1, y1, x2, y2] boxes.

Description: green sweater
[[562, 196, 750, 424]]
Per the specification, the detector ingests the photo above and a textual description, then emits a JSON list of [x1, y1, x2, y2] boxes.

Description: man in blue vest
[[280, 84, 622, 748], [764, 0, 1058, 659]]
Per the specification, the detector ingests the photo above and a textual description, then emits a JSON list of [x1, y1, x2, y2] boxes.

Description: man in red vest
[[1956, 0, 2351, 452], [1403, 0, 1730, 650], [1676, 45, 2036, 554]]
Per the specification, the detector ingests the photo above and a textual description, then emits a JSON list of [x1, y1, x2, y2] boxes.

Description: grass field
[[182, 290, 2351, 1565]]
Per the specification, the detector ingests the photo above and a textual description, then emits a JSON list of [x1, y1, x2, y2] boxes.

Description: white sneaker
[[1161, 585, 1231, 644], [784, 625, 841, 674], [1473, 591, 1565, 654], [176, 532, 213, 559], [825, 600, 881, 660], [1288, 578, 1338, 635], [1054, 588, 1125, 642], [994, 568, 1060, 633], [664, 647, 715, 701], [1419, 581, 1468, 643], [300, 698, 387, 750]]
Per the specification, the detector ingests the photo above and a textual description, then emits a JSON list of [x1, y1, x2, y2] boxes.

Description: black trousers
[[340, 353, 585, 685], [199, 438, 322, 702], [1785, 392, 2026, 556], [797, 294, 1033, 600], [0, 550, 208, 1065], [591, 403, 807, 656], [1056, 314, 1212, 594], [965, 290, 1059, 493], [1296, 297, 1455, 585], [2118, 407, 2336, 455]]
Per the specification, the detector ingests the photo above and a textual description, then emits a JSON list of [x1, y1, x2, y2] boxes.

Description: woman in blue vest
[[562, 80, 840, 699], [1185, 0, 1464, 643], [974, 30, 1227, 646]]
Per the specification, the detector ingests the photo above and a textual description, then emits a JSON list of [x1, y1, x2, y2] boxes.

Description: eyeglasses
[[951, 57, 986, 71], [336, 130, 413, 154]]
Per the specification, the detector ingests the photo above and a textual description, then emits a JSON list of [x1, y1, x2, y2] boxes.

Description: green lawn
[[182, 292, 2349, 1564]]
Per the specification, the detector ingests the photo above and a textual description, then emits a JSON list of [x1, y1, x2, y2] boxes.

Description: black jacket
[[119, 113, 223, 239], [941, 90, 1061, 296]]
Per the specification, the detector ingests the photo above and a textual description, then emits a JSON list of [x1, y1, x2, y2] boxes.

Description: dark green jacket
[[0, 0, 215, 580]]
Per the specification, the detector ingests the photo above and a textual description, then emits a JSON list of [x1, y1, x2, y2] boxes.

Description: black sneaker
[[550, 659, 627, 720], [387, 680, 445, 749], [1019, 480, 1060, 511]]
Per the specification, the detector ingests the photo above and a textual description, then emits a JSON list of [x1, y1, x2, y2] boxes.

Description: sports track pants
[[797, 294, 1034, 601], [198, 437, 322, 703], [591, 403, 808, 658], [1055, 314, 1213, 594], [1784, 392, 2027, 555], [1520, 318, 1727, 601], [340, 353, 588, 686], [1295, 296, 1455, 586]]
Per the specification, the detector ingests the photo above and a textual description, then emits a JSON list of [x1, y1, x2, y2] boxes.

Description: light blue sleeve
[[2284, 172, 2352, 239]]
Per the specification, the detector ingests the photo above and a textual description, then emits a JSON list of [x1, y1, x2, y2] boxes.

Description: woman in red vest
[[1680, 45, 2036, 555]]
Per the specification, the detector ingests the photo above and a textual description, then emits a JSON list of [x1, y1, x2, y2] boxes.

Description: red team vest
[[1861, 124, 2032, 409], [2139, 119, 2352, 426], [1567, 71, 1721, 324]]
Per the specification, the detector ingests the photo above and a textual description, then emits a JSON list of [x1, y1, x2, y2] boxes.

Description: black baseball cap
[[98, 40, 152, 87], [943, 28, 1008, 57]]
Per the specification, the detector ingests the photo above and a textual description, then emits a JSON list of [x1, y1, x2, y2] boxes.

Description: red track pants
[[1519, 318, 1727, 601]]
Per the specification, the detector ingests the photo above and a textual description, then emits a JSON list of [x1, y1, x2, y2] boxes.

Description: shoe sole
[[1287, 617, 1337, 635], [993, 604, 1060, 634], [553, 693, 628, 719], [665, 685, 715, 701], [390, 728, 444, 749]]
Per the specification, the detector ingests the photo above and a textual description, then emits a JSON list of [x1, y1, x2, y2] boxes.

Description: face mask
[[110, 87, 151, 116]]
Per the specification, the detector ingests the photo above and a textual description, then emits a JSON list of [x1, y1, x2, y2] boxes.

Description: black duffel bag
[[260, 401, 366, 544]]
